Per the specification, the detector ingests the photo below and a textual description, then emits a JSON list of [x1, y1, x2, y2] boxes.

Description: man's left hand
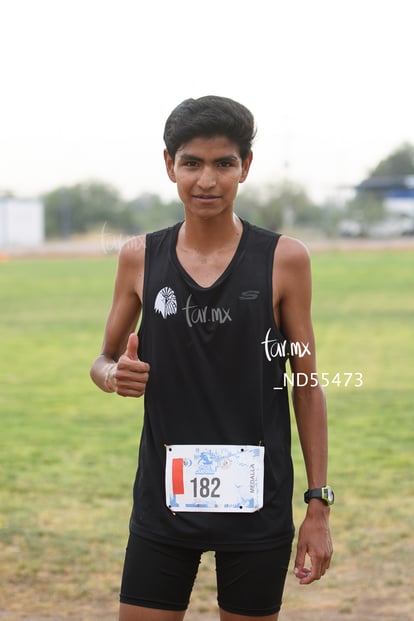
[[294, 501, 333, 585]]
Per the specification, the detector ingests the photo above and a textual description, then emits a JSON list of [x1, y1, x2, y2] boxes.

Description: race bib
[[165, 444, 264, 513]]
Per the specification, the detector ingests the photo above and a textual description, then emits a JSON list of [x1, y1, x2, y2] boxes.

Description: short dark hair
[[163, 95, 256, 162]]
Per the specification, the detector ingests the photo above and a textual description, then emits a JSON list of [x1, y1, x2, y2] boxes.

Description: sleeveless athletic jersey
[[130, 219, 295, 550]]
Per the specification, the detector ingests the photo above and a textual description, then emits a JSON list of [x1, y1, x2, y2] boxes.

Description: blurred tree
[[43, 176, 325, 240], [234, 187, 264, 226], [318, 200, 343, 238], [344, 192, 385, 236], [368, 142, 414, 178], [236, 181, 316, 231], [44, 180, 123, 238], [124, 193, 183, 233]]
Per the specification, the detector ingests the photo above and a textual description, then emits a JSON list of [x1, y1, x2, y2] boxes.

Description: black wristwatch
[[304, 485, 335, 506]]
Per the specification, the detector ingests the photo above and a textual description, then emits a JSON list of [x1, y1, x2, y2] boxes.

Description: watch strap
[[304, 485, 334, 505]]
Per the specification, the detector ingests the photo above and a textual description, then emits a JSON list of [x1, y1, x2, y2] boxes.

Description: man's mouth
[[193, 194, 219, 200]]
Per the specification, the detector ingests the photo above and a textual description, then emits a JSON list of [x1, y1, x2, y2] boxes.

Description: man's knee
[[119, 603, 186, 621], [219, 610, 279, 621]]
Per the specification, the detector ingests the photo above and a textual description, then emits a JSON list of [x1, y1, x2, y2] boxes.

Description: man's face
[[164, 135, 252, 219]]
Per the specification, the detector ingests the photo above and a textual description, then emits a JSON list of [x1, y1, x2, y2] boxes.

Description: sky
[[1, 0, 414, 204]]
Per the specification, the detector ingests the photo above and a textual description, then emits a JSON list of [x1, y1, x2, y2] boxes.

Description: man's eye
[[184, 161, 198, 167], [218, 161, 232, 168]]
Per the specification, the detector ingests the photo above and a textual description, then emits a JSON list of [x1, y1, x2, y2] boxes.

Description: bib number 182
[[190, 477, 221, 498]]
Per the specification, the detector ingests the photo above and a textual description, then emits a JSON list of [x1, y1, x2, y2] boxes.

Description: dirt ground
[[4, 233, 414, 260]]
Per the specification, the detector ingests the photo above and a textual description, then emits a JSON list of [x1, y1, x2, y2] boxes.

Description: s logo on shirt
[[239, 290, 260, 300]]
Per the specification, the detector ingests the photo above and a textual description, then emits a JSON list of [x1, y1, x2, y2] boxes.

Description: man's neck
[[178, 213, 243, 256]]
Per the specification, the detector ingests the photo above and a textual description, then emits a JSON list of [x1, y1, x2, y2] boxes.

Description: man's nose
[[197, 166, 216, 190]]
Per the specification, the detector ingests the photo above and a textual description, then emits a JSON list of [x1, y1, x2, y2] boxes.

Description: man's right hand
[[111, 333, 150, 397]]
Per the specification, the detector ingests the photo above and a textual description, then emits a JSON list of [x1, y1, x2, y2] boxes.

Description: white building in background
[[0, 197, 44, 248], [339, 175, 414, 238]]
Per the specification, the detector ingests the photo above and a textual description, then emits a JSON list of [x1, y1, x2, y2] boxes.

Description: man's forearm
[[90, 355, 117, 393], [293, 383, 328, 488]]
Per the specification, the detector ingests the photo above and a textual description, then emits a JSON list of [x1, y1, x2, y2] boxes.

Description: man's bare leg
[[120, 604, 279, 621], [119, 603, 186, 621], [220, 610, 279, 621]]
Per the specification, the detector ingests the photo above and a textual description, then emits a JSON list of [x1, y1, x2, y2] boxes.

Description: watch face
[[323, 486, 334, 504]]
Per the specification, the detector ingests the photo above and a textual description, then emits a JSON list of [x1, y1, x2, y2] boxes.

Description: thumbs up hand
[[124, 332, 139, 361], [113, 333, 150, 397]]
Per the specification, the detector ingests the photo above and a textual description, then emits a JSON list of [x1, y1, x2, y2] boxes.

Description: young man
[[90, 95, 333, 621]]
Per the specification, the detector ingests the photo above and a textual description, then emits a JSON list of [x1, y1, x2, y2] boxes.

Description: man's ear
[[239, 151, 253, 184], [164, 149, 176, 182]]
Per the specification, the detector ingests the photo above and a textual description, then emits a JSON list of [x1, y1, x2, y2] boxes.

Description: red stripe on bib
[[172, 458, 184, 494]]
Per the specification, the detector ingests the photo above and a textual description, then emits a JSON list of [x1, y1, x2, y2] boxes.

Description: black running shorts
[[120, 532, 292, 617]]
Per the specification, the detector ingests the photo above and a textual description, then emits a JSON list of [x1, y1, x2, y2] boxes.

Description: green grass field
[[1, 249, 413, 620]]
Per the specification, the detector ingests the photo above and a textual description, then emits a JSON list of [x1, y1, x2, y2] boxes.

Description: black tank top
[[130, 219, 294, 550]]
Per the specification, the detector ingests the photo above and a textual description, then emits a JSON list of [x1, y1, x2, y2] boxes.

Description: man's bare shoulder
[[275, 235, 311, 270], [273, 236, 313, 311], [118, 234, 146, 267]]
